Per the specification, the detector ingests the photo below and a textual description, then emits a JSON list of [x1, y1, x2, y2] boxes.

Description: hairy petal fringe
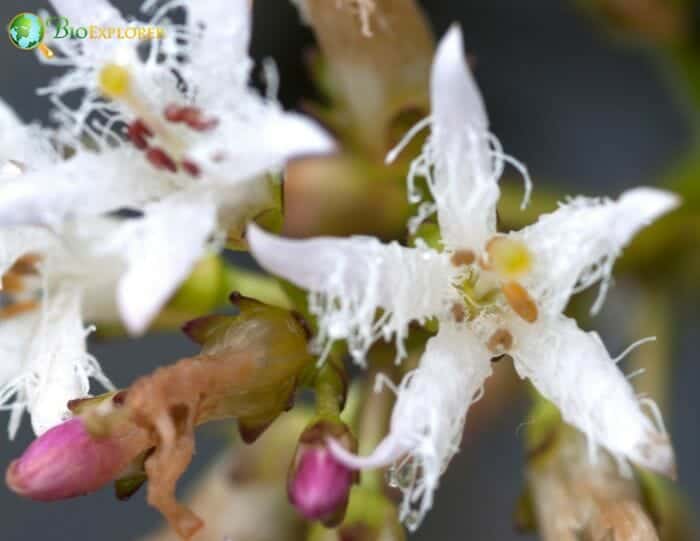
[[517, 187, 680, 316], [248, 224, 456, 364], [511, 315, 675, 477], [0, 285, 112, 437], [330, 325, 491, 527]]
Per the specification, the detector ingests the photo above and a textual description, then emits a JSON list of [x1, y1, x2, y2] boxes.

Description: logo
[[7, 12, 166, 59], [7, 12, 53, 58]]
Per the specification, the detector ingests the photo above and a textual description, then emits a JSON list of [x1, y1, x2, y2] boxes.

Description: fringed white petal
[[432, 26, 488, 144], [0, 285, 112, 437], [0, 148, 180, 228], [110, 191, 218, 335], [183, 0, 253, 107], [190, 106, 335, 184], [517, 187, 680, 316], [511, 315, 675, 477], [404, 26, 525, 249], [330, 325, 492, 529], [248, 224, 455, 364], [389, 326, 491, 528]]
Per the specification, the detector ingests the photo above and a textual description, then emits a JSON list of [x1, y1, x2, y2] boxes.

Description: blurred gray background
[[0, 1, 697, 540]]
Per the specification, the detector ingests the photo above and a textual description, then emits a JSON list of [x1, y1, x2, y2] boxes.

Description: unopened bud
[[6, 417, 139, 501], [288, 421, 358, 526]]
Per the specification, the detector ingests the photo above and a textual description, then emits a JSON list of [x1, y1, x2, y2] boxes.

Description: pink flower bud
[[6, 418, 134, 501], [287, 421, 358, 526], [289, 446, 354, 521]]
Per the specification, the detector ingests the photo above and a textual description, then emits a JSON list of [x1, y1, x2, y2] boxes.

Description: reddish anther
[[164, 104, 186, 122], [181, 160, 201, 178], [128, 120, 153, 150], [179, 106, 218, 131], [146, 148, 178, 173], [164, 105, 200, 124], [164, 104, 218, 132], [186, 115, 219, 132]]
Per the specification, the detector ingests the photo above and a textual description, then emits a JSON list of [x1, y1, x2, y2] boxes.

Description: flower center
[[98, 64, 218, 178], [451, 236, 539, 324]]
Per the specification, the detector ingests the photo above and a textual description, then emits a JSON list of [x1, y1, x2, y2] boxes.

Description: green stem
[[306, 354, 347, 422], [222, 263, 292, 309]]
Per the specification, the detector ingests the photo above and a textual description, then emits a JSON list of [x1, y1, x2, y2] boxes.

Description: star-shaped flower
[[248, 26, 678, 527]]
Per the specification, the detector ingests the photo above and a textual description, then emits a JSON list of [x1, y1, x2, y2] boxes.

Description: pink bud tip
[[5, 418, 124, 501], [288, 446, 354, 521]]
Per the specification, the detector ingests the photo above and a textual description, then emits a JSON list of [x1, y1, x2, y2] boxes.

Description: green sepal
[[238, 416, 277, 445], [181, 315, 235, 346], [114, 474, 147, 501]]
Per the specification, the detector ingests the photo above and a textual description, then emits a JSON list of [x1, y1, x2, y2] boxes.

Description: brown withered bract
[[97, 293, 314, 540]]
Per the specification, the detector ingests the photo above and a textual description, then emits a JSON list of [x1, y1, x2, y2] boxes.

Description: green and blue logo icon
[[7, 12, 53, 57]]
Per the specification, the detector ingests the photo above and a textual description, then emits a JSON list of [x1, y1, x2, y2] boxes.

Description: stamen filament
[[98, 64, 188, 159]]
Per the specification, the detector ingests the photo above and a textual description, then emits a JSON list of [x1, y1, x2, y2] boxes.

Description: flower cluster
[[0, 1, 681, 540]]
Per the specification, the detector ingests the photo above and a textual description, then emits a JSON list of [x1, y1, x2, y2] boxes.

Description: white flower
[[248, 26, 678, 527], [0, 0, 334, 334], [0, 0, 336, 434]]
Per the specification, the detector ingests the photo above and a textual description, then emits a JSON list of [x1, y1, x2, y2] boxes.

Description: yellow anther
[[501, 281, 538, 323], [486, 237, 533, 280], [99, 63, 131, 99]]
